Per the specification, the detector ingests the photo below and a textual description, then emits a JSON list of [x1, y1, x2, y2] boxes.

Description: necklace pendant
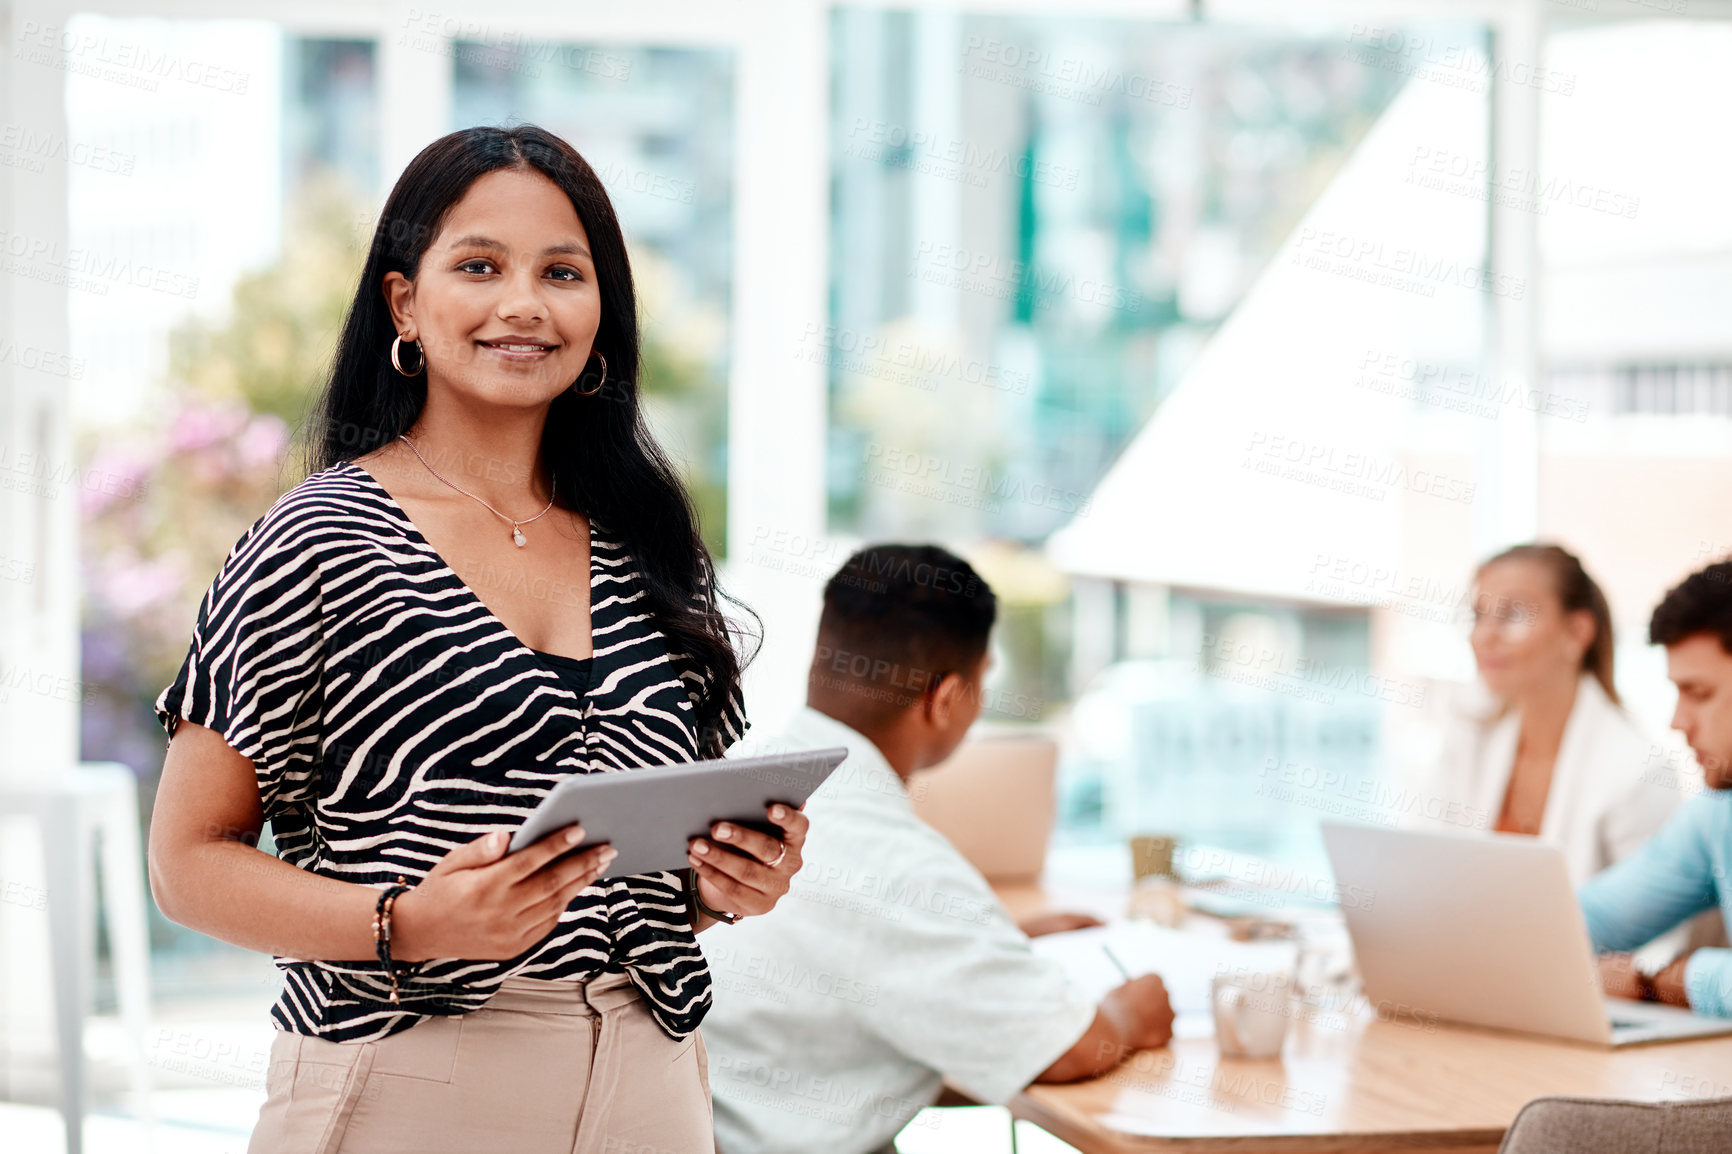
[[512, 527, 527, 547]]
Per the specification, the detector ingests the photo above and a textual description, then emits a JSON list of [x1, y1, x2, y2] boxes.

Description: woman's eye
[[459, 259, 497, 275], [547, 266, 583, 281]]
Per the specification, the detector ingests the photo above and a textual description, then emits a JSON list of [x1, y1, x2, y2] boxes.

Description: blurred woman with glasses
[[1406, 543, 1679, 884]]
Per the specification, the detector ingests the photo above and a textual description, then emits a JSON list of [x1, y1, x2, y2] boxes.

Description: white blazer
[[1406, 673, 1679, 886]]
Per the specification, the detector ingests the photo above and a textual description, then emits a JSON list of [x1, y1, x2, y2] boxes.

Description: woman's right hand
[[390, 824, 616, 961]]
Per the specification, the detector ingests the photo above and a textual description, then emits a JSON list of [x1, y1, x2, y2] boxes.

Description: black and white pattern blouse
[[154, 459, 748, 1043]]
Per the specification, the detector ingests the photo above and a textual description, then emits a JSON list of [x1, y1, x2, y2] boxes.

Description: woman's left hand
[[688, 803, 808, 923]]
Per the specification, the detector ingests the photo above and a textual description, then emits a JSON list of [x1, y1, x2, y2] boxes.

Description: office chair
[[1497, 1094, 1732, 1153]]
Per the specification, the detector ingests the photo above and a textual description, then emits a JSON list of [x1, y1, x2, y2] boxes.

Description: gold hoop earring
[[391, 334, 425, 377], [573, 352, 607, 396]]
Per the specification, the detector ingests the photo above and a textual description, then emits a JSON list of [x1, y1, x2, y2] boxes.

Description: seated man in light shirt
[[699, 543, 1174, 1154], [1583, 559, 1732, 1013]]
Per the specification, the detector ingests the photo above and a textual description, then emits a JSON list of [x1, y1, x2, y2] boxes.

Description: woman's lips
[[477, 339, 557, 364]]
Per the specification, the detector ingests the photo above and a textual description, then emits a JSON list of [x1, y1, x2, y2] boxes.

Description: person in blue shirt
[[1581, 559, 1732, 1013]]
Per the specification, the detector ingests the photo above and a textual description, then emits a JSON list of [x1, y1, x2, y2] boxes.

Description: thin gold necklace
[[397, 434, 556, 548]]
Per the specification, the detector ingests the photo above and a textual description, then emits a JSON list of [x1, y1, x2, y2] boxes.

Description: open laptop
[[1321, 821, 1732, 1047], [909, 735, 1056, 882]]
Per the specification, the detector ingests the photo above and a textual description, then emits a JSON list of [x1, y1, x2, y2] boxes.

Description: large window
[[826, 11, 1415, 543], [824, 10, 1445, 871]]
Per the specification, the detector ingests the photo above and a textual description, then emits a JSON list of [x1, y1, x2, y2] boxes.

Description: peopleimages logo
[[1302, 552, 1468, 625], [0, 444, 151, 502], [1258, 757, 1490, 830], [1290, 227, 1525, 300], [1241, 431, 1477, 506], [1198, 631, 1429, 709], [909, 242, 1144, 314], [846, 117, 1080, 190], [1406, 146, 1640, 221], [958, 36, 1193, 108], [707, 945, 881, 1007], [14, 21, 251, 94], [796, 323, 1031, 395], [864, 442, 1093, 516], [1353, 347, 1589, 424], [0, 228, 199, 299], [0, 124, 135, 175], [1340, 25, 1576, 96]]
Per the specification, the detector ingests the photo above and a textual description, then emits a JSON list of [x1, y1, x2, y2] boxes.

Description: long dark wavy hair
[[303, 124, 756, 755]]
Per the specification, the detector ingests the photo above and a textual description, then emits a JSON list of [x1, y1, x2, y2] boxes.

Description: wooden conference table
[[984, 880, 1732, 1154]]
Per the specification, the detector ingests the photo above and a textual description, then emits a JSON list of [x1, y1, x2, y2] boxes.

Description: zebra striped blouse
[[154, 459, 748, 1043]]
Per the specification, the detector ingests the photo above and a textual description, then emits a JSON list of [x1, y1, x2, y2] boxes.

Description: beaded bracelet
[[373, 876, 413, 1005]]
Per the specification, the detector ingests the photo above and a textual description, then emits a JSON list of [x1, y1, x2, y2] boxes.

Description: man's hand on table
[[1019, 911, 1105, 938], [1035, 973, 1175, 1084], [1598, 951, 1693, 1008], [1104, 974, 1177, 1051], [1597, 953, 1644, 1000]]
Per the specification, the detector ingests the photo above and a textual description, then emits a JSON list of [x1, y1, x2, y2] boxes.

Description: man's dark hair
[[812, 544, 996, 721], [1649, 560, 1732, 654]]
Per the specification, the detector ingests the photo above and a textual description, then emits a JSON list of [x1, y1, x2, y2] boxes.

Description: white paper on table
[[1030, 922, 1299, 1020]]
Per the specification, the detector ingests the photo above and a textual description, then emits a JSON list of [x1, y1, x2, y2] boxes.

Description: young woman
[[1406, 543, 1677, 883], [147, 124, 805, 1153]]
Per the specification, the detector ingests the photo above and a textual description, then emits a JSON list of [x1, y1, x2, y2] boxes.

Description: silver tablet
[[507, 746, 849, 877]]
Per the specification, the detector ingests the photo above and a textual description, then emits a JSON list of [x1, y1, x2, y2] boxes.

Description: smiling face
[[384, 166, 601, 409], [1468, 558, 1596, 701], [1665, 633, 1732, 790]]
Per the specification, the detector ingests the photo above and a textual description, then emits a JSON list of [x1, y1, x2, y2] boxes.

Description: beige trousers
[[248, 971, 715, 1154]]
